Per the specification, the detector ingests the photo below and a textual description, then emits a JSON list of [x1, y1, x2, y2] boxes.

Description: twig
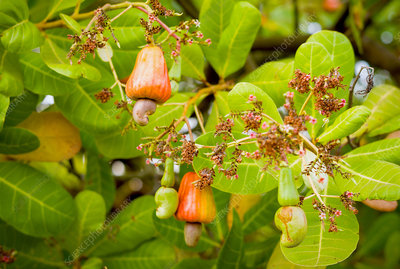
[[111, 4, 133, 22], [194, 104, 206, 134], [107, 54, 125, 101], [184, 117, 194, 141], [73, 0, 82, 16], [348, 66, 374, 109], [299, 91, 313, 115], [307, 175, 325, 206]]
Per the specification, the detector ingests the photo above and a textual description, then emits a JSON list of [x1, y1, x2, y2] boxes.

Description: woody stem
[[299, 91, 313, 115]]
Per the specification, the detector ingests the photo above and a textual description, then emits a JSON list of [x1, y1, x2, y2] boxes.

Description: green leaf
[[0, 221, 65, 268], [41, 38, 101, 81], [19, 51, 76, 95], [360, 84, 400, 133], [0, 162, 76, 237], [227, 82, 283, 124], [244, 237, 280, 269], [336, 158, 400, 200], [152, 212, 219, 252], [62, 191, 106, 253], [4, 91, 38, 127], [141, 93, 193, 136], [0, 95, 10, 131], [1, 21, 43, 53], [242, 190, 280, 235], [345, 138, 400, 164], [281, 182, 359, 266], [85, 151, 116, 210], [210, 2, 261, 78], [86, 196, 156, 257], [181, 44, 206, 81], [172, 258, 215, 269], [216, 210, 244, 269], [193, 132, 278, 194], [307, 30, 355, 89], [102, 239, 175, 269], [60, 13, 82, 33], [317, 106, 371, 143], [369, 115, 400, 137], [0, 127, 40, 154], [357, 213, 400, 257], [0, 0, 28, 30], [0, 47, 24, 97], [267, 243, 325, 269], [55, 82, 130, 134], [242, 60, 294, 107], [94, 129, 144, 159], [206, 188, 230, 241], [82, 257, 103, 269], [384, 231, 400, 269]]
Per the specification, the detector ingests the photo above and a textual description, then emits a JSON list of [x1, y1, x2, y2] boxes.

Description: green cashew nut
[[278, 167, 300, 206], [155, 187, 179, 219], [274, 206, 307, 248], [161, 158, 175, 187]]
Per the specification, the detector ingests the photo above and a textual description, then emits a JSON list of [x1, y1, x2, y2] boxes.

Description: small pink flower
[[298, 149, 306, 157], [166, 152, 171, 157], [194, 19, 200, 27], [309, 117, 317, 125], [341, 98, 346, 104], [346, 191, 353, 198], [171, 50, 178, 57], [250, 133, 256, 139], [283, 125, 292, 133], [285, 91, 294, 98], [182, 134, 186, 139], [234, 174, 239, 179], [271, 125, 277, 131], [284, 103, 291, 110], [197, 32, 204, 38], [188, 39, 193, 45], [262, 122, 268, 129], [247, 112, 254, 118], [335, 210, 342, 217], [148, 14, 156, 22], [185, 25, 190, 30], [254, 115, 261, 121], [146, 159, 150, 165], [205, 38, 212, 45], [136, 145, 143, 151], [248, 94, 256, 102], [227, 118, 233, 124], [245, 152, 251, 158], [318, 177, 325, 183], [319, 212, 326, 220]]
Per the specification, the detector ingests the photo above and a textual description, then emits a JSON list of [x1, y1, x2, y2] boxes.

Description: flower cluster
[[289, 67, 346, 117], [67, 8, 116, 64], [195, 168, 215, 189], [0, 246, 16, 264], [94, 88, 114, 103], [340, 191, 359, 214], [312, 199, 343, 232], [215, 118, 234, 140]]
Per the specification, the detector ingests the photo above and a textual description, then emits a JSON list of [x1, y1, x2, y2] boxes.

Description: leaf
[[0, 221, 65, 268], [62, 191, 106, 253], [86, 196, 156, 257], [242, 60, 294, 107], [242, 190, 280, 235], [216, 210, 244, 269], [0, 162, 76, 237], [384, 231, 400, 269], [0, 127, 40, 154], [55, 82, 130, 134], [0, 0, 28, 30], [152, 213, 219, 252], [227, 82, 283, 124], [82, 257, 103, 269], [206, 188, 230, 241], [41, 38, 101, 81], [181, 44, 206, 81], [4, 91, 38, 127], [0, 47, 24, 97], [94, 129, 144, 159], [345, 138, 400, 164], [369, 115, 400, 137], [9, 112, 82, 162], [360, 84, 400, 133], [294, 42, 333, 139], [210, 2, 261, 78], [102, 239, 175, 269], [336, 158, 400, 200], [60, 13, 82, 33], [19, 51, 76, 95], [307, 30, 355, 89], [281, 181, 359, 266], [172, 258, 216, 269], [193, 132, 278, 194], [317, 106, 371, 143], [85, 151, 116, 210], [267, 243, 325, 269], [244, 236, 280, 269], [1, 20, 43, 53], [357, 213, 400, 257], [0, 95, 9, 131]]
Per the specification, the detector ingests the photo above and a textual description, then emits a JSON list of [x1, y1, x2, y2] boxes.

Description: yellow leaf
[[227, 194, 261, 228], [9, 112, 81, 161]]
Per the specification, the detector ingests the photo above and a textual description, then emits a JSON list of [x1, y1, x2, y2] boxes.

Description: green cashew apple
[[274, 206, 307, 248], [155, 187, 179, 219], [161, 158, 175, 187], [278, 167, 300, 206]]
